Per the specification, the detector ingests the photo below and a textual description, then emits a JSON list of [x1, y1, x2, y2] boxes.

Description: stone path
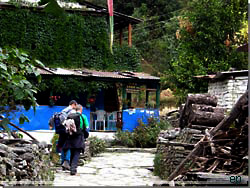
[[53, 150, 162, 186]]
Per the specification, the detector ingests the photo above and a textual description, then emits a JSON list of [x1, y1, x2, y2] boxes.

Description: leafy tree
[[0, 47, 43, 133], [166, 0, 248, 101]]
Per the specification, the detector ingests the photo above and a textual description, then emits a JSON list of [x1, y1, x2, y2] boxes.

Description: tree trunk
[[190, 110, 225, 126], [187, 94, 218, 106], [192, 104, 225, 114]]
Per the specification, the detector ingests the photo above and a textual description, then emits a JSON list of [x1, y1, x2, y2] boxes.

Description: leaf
[[37, 75, 42, 83], [43, 0, 65, 17], [0, 63, 7, 71], [18, 56, 28, 63], [38, 0, 50, 6], [35, 59, 45, 68], [19, 114, 30, 124], [15, 90, 25, 100], [0, 118, 10, 132]]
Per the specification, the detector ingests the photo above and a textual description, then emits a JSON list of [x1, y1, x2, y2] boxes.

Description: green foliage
[[36, 76, 113, 100], [88, 136, 106, 157], [0, 47, 43, 133], [50, 133, 60, 164], [0, 8, 141, 71], [113, 1, 186, 78], [153, 153, 169, 179], [112, 118, 171, 148], [111, 130, 135, 147], [167, 0, 248, 101]]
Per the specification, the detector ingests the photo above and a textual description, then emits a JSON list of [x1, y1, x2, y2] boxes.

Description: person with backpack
[[62, 104, 89, 175], [49, 100, 78, 171]]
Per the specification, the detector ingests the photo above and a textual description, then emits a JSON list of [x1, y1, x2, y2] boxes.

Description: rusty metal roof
[[194, 70, 248, 80], [37, 67, 160, 81]]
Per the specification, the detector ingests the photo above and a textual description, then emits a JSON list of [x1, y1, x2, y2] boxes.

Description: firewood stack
[[167, 90, 248, 185], [155, 94, 226, 180], [179, 94, 225, 131]]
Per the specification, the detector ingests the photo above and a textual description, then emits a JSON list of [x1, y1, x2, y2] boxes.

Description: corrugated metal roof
[[194, 70, 248, 80], [37, 67, 160, 81]]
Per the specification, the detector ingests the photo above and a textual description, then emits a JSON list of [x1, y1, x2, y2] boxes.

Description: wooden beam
[[128, 23, 132, 47], [122, 84, 127, 109], [146, 90, 149, 108], [119, 28, 123, 46], [167, 90, 248, 181], [156, 83, 160, 108]]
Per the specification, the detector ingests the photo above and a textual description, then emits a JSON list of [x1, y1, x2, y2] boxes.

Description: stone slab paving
[[53, 151, 162, 186]]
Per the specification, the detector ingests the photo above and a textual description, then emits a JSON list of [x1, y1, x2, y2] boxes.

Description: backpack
[[67, 113, 89, 138], [79, 115, 89, 139], [53, 112, 67, 134]]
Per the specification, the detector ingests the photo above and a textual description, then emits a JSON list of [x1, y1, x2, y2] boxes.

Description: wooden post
[[128, 23, 132, 47], [122, 84, 127, 109], [156, 83, 160, 108], [119, 28, 123, 46], [146, 90, 149, 108]]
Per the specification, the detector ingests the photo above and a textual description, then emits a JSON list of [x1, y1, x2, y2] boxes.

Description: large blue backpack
[[53, 112, 67, 134]]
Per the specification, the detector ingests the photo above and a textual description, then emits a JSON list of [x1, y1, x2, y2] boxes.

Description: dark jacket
[[63, 113, 85, 150]]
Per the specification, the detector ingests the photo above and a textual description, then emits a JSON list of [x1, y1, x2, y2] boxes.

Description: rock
[[38, 141, 47, 149], [32, 169, 38, 177], [3, 158, 15, 169], [7, 151, 18, 159], [0, 143, 11, 152], [20, 153, 34, 162], [159, 128, 180, 140], [12, 147, 27, 154], [0, 149, 7, 157], [0, 164, 6, 176], [21, 160, 27, 167], [14, 158, 23, 162], [0, 139, 54, 186]]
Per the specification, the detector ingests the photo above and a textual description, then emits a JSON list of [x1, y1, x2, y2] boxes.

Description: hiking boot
[[70, 169, 77, 175], [62, 160, 70, 171]]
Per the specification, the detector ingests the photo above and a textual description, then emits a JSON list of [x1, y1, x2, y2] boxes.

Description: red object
[[107, 0, 113, 16], [88, 97, 95, 103]]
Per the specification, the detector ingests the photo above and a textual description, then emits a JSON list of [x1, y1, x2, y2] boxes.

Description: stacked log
[[167, 90, 248, 185], [0, 139, 54, 186], [179, 94, 225, 130], [156, 92, 248, 185], [160, 110, 180, 128]]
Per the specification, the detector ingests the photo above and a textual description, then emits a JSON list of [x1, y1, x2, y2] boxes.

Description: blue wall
[[122, 108, 160, 132], [5, 105, 91, 131], [4, 106, 159, 132]]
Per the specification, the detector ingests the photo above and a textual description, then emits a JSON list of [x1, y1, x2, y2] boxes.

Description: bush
[[50, 133, 60, 164], [111, 130, 135, 147], [112, 118, 171, 148], [88, 136, 106, 157]]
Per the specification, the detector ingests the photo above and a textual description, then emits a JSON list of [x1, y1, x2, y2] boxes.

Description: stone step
[[105, 147, 156, 153]]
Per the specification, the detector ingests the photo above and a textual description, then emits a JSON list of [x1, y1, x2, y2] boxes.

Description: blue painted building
[[6, 67, 160, 132]]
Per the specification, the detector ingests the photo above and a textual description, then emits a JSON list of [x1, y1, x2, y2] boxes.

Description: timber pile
[[155, 92, 248, 185], [167, 90, 248, 185], [179, 94, 225, 130], [155, 94, 225, 179], [160, 110, 180, 127], [0, 139, 54, 186]]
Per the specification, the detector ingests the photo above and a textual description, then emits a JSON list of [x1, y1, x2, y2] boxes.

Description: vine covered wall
[[0, 8, 141, 71]]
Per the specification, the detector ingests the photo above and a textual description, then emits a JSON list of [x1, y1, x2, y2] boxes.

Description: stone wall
[[155, 128, 202, 179], [208, 76, 248, 109], [0, 139, 54, 186]]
